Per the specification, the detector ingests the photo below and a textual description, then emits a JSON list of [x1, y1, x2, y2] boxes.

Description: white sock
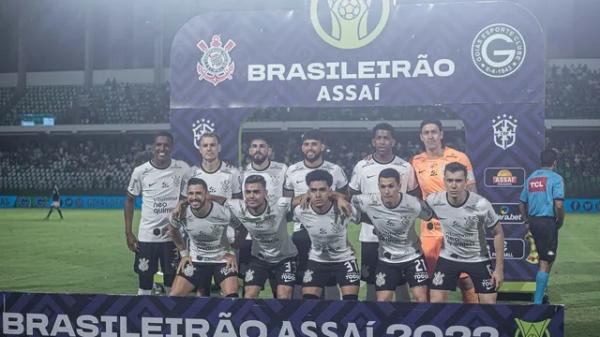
[[138, 288, 152, 295]]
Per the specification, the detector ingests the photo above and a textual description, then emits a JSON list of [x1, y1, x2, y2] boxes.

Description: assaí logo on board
[[310, 0, 391, 49]]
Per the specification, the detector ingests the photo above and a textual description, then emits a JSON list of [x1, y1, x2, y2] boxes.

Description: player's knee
[[303, 294, 319, 300], [342, 294, 358, 301]]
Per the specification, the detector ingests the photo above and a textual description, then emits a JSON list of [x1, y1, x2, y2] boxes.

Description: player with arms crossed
[[349, 123, 419, 301], [284, 131, 348, 299], [351, 168, 433, 302], [427, 162, 504, 304], [411, 119, 479, 303], [519, 149, 565, 304], [124, 132, 190, 295], [168, 178, 238, 297]]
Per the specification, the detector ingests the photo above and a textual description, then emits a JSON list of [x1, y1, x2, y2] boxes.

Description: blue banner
[[0, 196, 142, 209], [1, 292, 564, 337], [565, 198, 600, 213]]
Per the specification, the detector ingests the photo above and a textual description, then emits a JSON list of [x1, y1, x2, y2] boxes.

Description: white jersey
[[284, 160, 348, 231], [293, 203, 358, 263], [190, 161, 242, 198], [227, 198, 297, 263], [127, 160, 190, 242], [191, 161, 242, 243], [352, 193, 433, 263], [243, 161, 287, 204], [169, 202, 232, 263], [349, 156, 419, 242], [426, 192, 499, 262]]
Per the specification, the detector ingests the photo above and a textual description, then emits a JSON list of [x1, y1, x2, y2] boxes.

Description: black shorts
[[375, 256, 429, 290], [133, 241, 178, 276], [302, 259, 360, 288], [244, 257, 297, 288], [361, 242, 379, 284], [429, 257, 496, 293], [529, 217, 559, 262], [292, 228, 311, 283], [178, 262, 237, 293], [237, 238, 253, 278]]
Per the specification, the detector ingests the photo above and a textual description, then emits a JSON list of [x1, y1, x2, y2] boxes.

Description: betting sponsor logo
[[492, 114, 518, 150], [196, 35, 236, 86], [484, 167, 525, 188], [492, 203, 524, 224], [472, 23, 526, 78], [487, 238, 526, 260]]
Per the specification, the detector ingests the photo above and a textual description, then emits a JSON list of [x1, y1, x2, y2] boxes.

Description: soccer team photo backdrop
[[170, 1, 544, 287]]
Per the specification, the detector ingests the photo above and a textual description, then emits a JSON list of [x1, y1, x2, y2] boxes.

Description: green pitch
[[1, 209, 599, 336]]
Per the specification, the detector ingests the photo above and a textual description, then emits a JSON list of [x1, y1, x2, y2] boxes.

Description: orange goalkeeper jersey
[[412, 147, 476, 237]]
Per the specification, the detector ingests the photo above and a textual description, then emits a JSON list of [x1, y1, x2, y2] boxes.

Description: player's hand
[[125, 232, 138, 252], [299, 194, 311, 209], [224, 253, 237, 272], [177, 255, 192, 274], [492, 269, 504, 290], [172, 200, 188, 221], [336, 198, 352, 217]]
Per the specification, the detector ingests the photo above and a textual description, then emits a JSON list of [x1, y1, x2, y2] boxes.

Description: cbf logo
[[472, 23, 526, 78], [310, 0, 391, 49], [514, 318, 551, 337], [192, 118, 215, 150], [492, 114, 518, 150], [196, 35, 236, 85]]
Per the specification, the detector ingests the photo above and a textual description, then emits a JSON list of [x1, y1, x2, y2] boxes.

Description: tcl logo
[[528, 177, 547, 192]]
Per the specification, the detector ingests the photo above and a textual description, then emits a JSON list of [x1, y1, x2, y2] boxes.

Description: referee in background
[[519, 149, 565, 304]]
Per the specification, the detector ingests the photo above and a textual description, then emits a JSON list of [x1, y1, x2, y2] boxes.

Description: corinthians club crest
[[196, 35, 236, 86], [492, 114, 518, 150]]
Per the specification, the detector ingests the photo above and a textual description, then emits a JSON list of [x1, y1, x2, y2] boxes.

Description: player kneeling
[[167, 178, 239, 298]]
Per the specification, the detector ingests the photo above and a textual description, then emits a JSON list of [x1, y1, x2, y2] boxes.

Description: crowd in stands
[[1, 132, 597, 197], [0, 64, 599, 125]]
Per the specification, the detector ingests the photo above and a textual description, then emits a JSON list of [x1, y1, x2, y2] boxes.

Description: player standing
[[519, 149, 565, 304], [124, 132, 190, 295], [284, 131, 348, 299], [411, 119, 479, 303], [427, 162, 504, 304], [349, 123, 419, 301], [351, 168, 432, 302]]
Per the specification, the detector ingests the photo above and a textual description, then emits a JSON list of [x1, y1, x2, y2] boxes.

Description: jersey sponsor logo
[[310, 0, 391, 50], [481, 278, 495, 291], [281, 272, 296, 283], [414, 271, 429, 283], [432, 271, 444, 286], [492, 114, 518, 150], [472, 23, 526, 78], [528, 177, 547, 192], [220, 266, 235, 275], [484, 167, 525, 187], [346, 271, 361, 283], [138, 258, 150, 272], [303, 269, 314, 283], [375, 272, 386, 287], [192, 118, 216, 150], [514, 318, 552, 337], [196, 35, 236, 86]]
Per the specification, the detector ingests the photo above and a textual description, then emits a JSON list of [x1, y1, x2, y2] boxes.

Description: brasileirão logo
[[310, 0, 390, 49]]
